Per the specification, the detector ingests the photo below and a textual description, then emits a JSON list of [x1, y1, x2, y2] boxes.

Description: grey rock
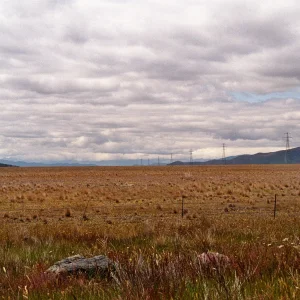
[[198, 252, 231, 268], [46, 254, 118, 280]]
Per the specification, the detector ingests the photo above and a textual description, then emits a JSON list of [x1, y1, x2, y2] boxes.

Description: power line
[[284, 132, 292, 164], [189, 149, 193, 165], [222, 143, 226, 165]]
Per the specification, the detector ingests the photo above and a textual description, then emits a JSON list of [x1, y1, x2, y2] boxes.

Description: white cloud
[[0, 0, 299, 162]]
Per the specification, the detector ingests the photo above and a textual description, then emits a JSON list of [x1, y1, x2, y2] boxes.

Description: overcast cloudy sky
[[0, 0, 300, 163]]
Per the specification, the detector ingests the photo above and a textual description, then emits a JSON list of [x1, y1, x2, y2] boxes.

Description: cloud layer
[[0, 0, 300, 162]]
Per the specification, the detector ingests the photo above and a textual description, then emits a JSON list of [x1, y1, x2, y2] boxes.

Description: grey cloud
[[0, 0, 300, 161], [64, 26, 90, 44], [3, 77, 120, 95], [225, 15, 295, 49], [258, 49, 300, 79]]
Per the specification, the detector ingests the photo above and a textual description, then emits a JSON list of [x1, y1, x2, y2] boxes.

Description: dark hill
[[0, 162, 15, 167], [169, 147, 300, 165], [170, 160, 185, 165]]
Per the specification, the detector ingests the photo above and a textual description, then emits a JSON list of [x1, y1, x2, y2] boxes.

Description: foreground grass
[[1, 215, 300, 299], [1, 165, 300, 299]]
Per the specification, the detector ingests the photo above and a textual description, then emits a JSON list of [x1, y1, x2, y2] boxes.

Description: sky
[[0, 0, 300, 163]]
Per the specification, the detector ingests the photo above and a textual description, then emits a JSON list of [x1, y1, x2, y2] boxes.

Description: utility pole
[[222, 143, 226, 165], [158, 156, 160, 166], [140, 158, 143, 166], [189, 149, 193, 165], [170, 153, 173, 165], [148, 158, 150, 166], [284, 132, 292, 164]]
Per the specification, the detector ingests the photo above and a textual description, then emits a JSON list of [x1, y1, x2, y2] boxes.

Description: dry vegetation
[[1, 165, 300, 299]]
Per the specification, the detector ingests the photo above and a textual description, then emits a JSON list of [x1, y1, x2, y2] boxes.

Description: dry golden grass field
[[1, 165, 300, 299]]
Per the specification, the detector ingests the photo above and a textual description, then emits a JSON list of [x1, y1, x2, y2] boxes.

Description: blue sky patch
[[232, 89, 300, 103]]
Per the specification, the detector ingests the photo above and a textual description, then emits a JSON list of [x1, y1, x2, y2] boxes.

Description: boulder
[[198, 252, 231, 268], [46, 254, 118, 281]]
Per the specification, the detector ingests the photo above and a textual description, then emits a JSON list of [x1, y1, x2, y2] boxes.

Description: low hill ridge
[[169, 147, 300, 165]]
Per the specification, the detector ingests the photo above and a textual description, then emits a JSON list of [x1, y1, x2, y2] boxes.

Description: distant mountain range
[[0, 158, 174, 167], [1, 147, 299, 167], [0, 162, 15, 167], [0, 160, 95, 167], [169, 147, 300, 165]]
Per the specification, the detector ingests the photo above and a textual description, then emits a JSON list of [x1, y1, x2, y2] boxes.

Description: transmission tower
[[189, 149, 193, 165], [284, 132, 292, 163], [222, 143, 226, 165]]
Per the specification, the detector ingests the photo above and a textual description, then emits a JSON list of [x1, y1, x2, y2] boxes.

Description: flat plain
[[1, 165, 300, 299]]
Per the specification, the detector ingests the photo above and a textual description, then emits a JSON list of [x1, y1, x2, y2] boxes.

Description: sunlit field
[[1, 165, 300, 299]]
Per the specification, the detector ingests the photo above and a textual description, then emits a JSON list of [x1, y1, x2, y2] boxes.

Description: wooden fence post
[[273, 194, 277, 219]]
